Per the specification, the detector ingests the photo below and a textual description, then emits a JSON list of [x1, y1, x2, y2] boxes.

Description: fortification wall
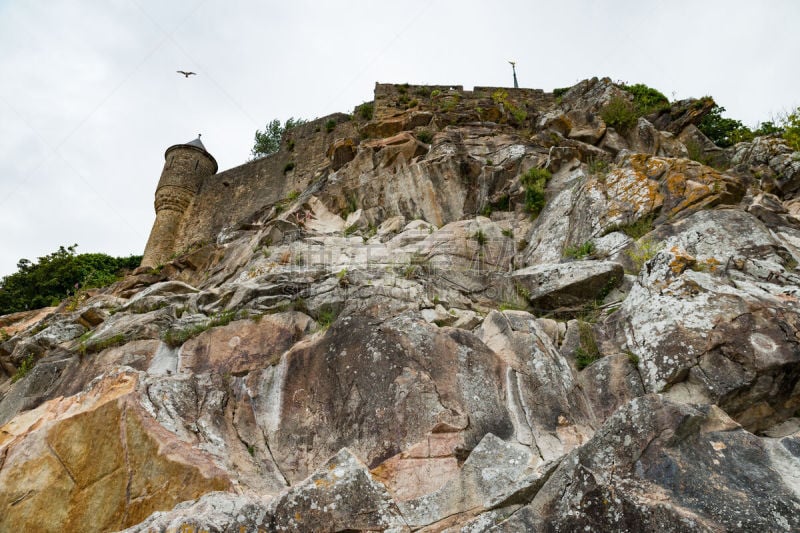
[[174, 113, 356, 252], [373, 82, 555, 122], [145, 82, 558, 261]]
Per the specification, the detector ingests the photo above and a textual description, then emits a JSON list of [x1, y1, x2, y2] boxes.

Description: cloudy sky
[[1, 0, 798, 277]]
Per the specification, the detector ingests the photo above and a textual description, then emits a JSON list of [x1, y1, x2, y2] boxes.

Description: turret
[[141, 136, 217, 268]]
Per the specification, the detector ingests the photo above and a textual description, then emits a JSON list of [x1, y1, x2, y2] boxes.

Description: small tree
[[250, 117, 308, 159], [784, 107, 800, 151], [251, 119, 283, 159], [698, 105, 754, 148]]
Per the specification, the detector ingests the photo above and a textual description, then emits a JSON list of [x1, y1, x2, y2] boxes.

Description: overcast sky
[[1, 0, 798, 277]]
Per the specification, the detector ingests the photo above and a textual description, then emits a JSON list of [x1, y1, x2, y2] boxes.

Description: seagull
[[177, 70, 196, 78]]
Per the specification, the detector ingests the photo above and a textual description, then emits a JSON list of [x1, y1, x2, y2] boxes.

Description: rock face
[[2, 77, 800, 531], [0, 372, 231, 532]]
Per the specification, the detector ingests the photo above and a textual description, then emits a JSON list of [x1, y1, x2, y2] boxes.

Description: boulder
[[396, 433, 550, 529], [125, 449, 409, 533], [615, 209, 800, 431], [512, 261, 623, 312], [651, 97, 715, 134], [566, 109, 607, 144], [0, 372, 231, 532], [265, 449, 408, 532], [497, 395, 800, 532], [731, 136, 800, 196]]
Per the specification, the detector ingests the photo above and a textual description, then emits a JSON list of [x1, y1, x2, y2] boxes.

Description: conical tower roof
[[164, 135, 218, 173], [185, 136, 207, 151]]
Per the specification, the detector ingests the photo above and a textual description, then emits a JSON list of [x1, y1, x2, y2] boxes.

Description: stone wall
[[373, 82, 555, 122], [143, 83, 556, 262], [173, 113, 357, 254]]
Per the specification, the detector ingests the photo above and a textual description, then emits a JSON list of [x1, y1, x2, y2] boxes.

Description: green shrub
[[355, 102, 374, 121], [575, 321, 601, 370], [163, 310, 238, 348], [622, 83, 670, 115], [520, 168, 552, 217], [601, 97, 638, 133], [553, 87, 570, 98], [626, 237, 664, 273], [587, 157, 609, 175], [0, 245, 141, 314], [564, 241, 595, 260], [753, 121, 783, 137], [439, 95, 459, 112], [698, 105, 754, 148], [11, 354, 35, 383], [473, 229, 487, 247], [626, 350, 640, 365], [325, 119, 336, 133], [81, 333, 126, 355], [416, 130, 433, 144], [605, 213, 655, 239], [316, 306, 338, 330], [283, 161, 295, 174], [784, 107, 800, 150]]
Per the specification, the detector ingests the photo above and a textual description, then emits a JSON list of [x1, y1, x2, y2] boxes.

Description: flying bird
[[177, 70, 196, 78]]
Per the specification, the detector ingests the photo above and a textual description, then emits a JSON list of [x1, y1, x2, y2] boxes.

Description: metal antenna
[[509, 61, 519, 89], [508, 61, 519, 89]]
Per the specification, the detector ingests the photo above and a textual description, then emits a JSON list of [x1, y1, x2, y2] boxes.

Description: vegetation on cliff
[[0, 244, 141, 313], [699, 104, 800, 148], [250, 117, 308, 159]]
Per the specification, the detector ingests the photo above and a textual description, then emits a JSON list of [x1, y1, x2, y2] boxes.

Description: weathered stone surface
[[0, 351, 75, 426], [266, 448, 409, 532], [180, 312, 314, 375], [513, 261, 623, 312], [500, 395, 800, 532], [732, 136, 800, 196], [120, 492, 271, 533], [566, 109, 607, 144], [615, 209, 800, 431], [371, 432, 464, 502], [522, 153, 744, 266], [327, 137, 358, 170], [649, 97, 713, 132], [0, 372, 231, 532], [397, 433, 546, 529], [477, 311, 595, 460], [251, 315, 513, 483]]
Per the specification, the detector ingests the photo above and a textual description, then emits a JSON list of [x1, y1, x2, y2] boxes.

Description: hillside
[[1, 77, 800, 532]]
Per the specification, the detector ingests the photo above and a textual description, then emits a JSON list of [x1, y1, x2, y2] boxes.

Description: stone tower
[[141, 136, 218, 268]]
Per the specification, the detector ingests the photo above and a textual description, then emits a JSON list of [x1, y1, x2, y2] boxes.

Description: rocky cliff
[[1, 77, 800, 532]]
